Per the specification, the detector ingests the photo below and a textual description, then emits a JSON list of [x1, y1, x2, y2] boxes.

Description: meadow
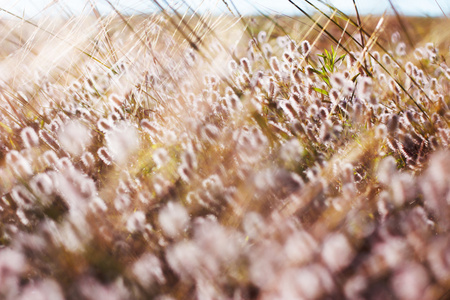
[[0, 1, 449, 299]]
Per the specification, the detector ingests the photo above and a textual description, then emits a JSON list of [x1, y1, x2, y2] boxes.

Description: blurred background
[[0, 0, 448, 18]]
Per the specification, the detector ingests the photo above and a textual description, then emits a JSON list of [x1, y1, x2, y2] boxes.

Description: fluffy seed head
[[81, 152, 95, 169], [140, 119, 159, 135], [109, 93, 123, 107], [270, 56, 280, 72], [131, 253, 165, 287], [329, 89, 340, 103], [114, 194, 130, 211], [396, 42, 407, 56], [391, 31, 401, 43], [321, 233, 354, 272], [153, 148, 169, 168], [301, 40, 310, 55], [391, 263, 429, 300], [126, 211, 146, 233], [387, 114, 399, 133], [158, 202, 189, 238], [382, 53, 392, 65], [97, 147, 112, 165], [58, 120, 92, 156], [89, 197, 108, 214], [39, 130, 59, 150], [240, 57, 251, 74], [228, 60, 237, 72], [97, 118, 113, 133], [105, 123, 140, 165], [20, 127, 39, 148], [257, 31, 267, 43], [31, 173, 54, 197], [6, 150, 32, 177], [11, 185, 35, 208], [375, 124, 388, 139]]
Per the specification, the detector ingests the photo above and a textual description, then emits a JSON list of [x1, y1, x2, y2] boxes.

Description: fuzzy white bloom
[[114, 194, 131, 211], [445, 68, 450, 80], [39, 129, 60, 150], [55, 157, 74, 171], [391, 172, 415, 207], [277, 35, 289, 49], [163, 130, 177, 145], [158, 202, 189, 238], [396, 42, 407, 56], [30, 173, 54, 206], [0, 248, 25, 274], [377, 156, 397, 185], [140, 119, 159, 135], [11, 185, 36, 208], [276, 265, 333, 299], [374, 238, 407, 268], [243, 212, 265, 239], [426, 151, 450, 191], [257, 31, 267, 43], [18, 279, 65, 300], [280, 138, 304, 162], [97, 147, 113, 165], [181, 146, 197, 170], [202, 174, 223, 194], [0, 248, 26, 296], [97, 118, 113, 133], [131, 253, 165, 287], [375, 124, 388, 139], [427, 237, 450, 283], [20, 127, 39, 148], [391, 263, 429, 300], [235, 127, 268, 163], [58, 120, 92, 156], [109, 93, 124, 107], [152, 175, 169, 196], [194, 217, 241, 265], [357, 77, 373, 99], [321, 233, 354, 272], [166, 241, 201, 279], [53, 168, 97, 211], [284, 231, 317, 264], [126, 211, 146, 233], [344, 275, 367, 299], [105, 122, 140, 165], [153, 148, 169, 168], [200, 123, 220, 141], [89, 197, 108, 214], [6, 150, 32, 177], [391, 31, 401, 43], [81, 151, 96, 169], [16, 208, 29, 225], [249, 240, 285, 287], [41, 150, 59, 167], [78, 277, 129, 300], [138, 190, 153, 204]]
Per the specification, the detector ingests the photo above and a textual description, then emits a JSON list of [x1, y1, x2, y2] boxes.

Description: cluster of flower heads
[[0, 12, 449, 300]]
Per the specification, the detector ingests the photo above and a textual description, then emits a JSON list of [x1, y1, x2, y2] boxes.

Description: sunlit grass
[[0, 1, 449, 299]]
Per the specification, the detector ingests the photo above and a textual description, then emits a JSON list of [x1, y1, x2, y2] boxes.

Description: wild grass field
[[0, 1, 449, 299]]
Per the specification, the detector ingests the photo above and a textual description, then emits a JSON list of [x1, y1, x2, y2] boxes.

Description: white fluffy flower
[[58, 120, 92, 156], [105, 122, 140, 165], [158, 202, 189, 238]]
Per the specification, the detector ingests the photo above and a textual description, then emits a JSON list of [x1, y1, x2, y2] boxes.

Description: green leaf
[[336, 54, 346, 63], [351, 73, 360, 82], [313, 87, 329, 96], [310, 68, 323, 76]]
